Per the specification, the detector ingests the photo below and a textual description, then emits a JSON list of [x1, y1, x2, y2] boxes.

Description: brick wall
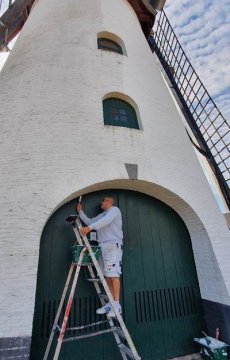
[[0, 337, 30, 359]]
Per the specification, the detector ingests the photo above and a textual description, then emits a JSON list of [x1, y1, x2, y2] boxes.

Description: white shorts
[[99, 243, 123, 278]]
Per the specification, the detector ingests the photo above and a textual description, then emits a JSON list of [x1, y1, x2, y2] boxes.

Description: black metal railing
[[149, 10, 230, 209]]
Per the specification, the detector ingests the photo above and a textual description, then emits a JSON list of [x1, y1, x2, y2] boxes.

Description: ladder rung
[[118, 343, 138, 359], [66, 320, 109, 331], [87, 278, 101, 282], [63, 328, 113, 342]]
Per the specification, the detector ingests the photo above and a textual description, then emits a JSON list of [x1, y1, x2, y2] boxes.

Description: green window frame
[[98, 38, 123, 54], [103, 98, 139, 129]]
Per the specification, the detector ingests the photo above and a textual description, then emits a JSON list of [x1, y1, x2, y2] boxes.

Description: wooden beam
[[137, 13, 153, 22], [126, 0, 156, 36], [0, 0, 35, 48]]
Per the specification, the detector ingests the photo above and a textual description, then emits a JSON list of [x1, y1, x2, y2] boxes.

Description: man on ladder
[[43, 196, 141, 360], [76, 196, 123, 317]]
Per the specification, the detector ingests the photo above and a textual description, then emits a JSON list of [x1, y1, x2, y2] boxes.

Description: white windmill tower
[[0, 0, 230, 359]]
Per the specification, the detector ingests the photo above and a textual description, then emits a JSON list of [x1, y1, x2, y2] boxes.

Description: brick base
[[202, 298, 230, 345], [0, 337, 31, 359]]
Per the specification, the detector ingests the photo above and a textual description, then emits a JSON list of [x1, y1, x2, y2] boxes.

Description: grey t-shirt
[[79, 206, 123, 244]]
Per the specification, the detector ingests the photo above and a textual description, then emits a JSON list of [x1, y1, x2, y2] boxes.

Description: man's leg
[[105, 277, 114, 298], [96, 243, 122, 315], [110, 277, 120, 301], [106, 276, 121, 316], [104, 277, 120, 300]]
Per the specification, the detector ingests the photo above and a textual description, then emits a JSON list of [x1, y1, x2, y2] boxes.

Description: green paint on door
[[30, 190, 205, 360]]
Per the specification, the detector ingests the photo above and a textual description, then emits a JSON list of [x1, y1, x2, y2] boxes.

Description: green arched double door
[[30, 190, 204, 359]]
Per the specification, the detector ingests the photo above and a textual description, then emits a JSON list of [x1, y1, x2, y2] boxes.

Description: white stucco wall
[[0, 0, 230, 338]]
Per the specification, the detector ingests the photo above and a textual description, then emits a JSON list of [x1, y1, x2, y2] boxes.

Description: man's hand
[[75, 203, 82, 213], [80, 227, 91, 236]]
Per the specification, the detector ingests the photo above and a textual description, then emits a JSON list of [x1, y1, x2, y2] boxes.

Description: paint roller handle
[[75, 196, 83, 213]]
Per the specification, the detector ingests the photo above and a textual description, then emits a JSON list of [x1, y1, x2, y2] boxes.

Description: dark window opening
[[103, 98, 139, 129], [98, 38, 123, 54]]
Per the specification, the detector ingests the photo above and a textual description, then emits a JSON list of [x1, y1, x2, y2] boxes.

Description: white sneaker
[[107, 304, 122, 318], [96, 303, 112, 315]]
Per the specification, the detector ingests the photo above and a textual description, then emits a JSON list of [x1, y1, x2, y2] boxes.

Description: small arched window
[[98, 38, 123, 54], [103, 98, 139, 129]]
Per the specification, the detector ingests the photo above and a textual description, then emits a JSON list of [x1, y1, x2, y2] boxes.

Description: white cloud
[[164, 0, 230, 121]]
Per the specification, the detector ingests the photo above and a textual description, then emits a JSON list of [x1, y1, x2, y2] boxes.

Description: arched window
[[98, 38, 123, 54], [103, 98, 139, 129]]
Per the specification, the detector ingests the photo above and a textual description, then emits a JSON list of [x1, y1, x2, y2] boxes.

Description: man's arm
[[89, 207, 119, 230], [75, 203, 104, 225], [79, 210, 104, 226]]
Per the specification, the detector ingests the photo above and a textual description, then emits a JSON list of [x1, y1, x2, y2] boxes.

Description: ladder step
[[87, 278, 101, 282], [98, 294, 108, 300], [112, 326, 126, 340], [118, 343, 139, 359], [65, 215, 78, 223]]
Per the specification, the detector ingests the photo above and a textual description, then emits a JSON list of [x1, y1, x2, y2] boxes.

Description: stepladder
[[43, 215, 141, 360]]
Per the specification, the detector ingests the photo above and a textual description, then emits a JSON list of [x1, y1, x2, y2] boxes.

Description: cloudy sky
[[0, 0, 229, 121], [164, 0, 230, 121]]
